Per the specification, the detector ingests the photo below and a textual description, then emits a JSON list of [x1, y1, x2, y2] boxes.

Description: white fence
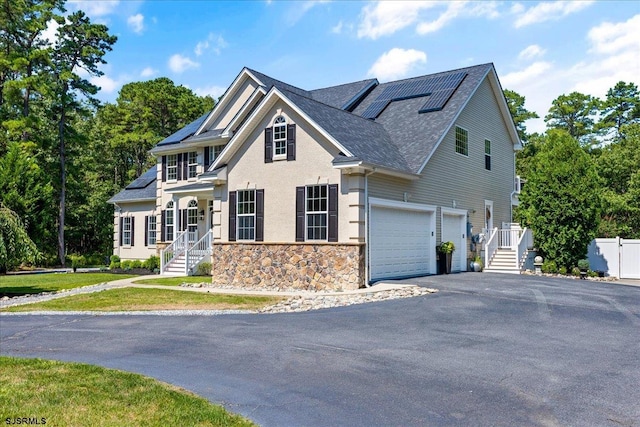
[[587, 237, 640, 279]]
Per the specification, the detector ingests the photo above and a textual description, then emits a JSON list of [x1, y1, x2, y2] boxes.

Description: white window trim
[[165, 202, 174, 242], [484, 139, 491, 171], [122, 216, 132, 246], [305, 185, 328, 242], [455, 125, 469, 157], [148, 215, 157, 246], [237, 189, 256, 241], [187, 151, 198, 179], [166, 154, 178, 182], [273, 116, 287, 160]]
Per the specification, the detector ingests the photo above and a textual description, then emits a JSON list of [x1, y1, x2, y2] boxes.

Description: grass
[[2, 287, 282, 312], [0, 273, 135, 297], [133, 276, 209, 286], [0, 356, 255, 427]]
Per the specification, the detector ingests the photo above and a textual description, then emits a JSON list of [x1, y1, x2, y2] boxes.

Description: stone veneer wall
[[211, 243, 366, 291]]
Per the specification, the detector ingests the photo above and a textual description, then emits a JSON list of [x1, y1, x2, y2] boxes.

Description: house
[[108, 63, 532, 290]]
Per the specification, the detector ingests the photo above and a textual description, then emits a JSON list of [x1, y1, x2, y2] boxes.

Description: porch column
[[172, 195, 179, 234]]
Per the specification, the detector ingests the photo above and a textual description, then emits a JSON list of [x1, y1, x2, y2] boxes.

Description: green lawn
[[0, 273, 135, 297], [0, 356, 255, 427], [133, 276, 209, 286], [2, 287, 282, 312]]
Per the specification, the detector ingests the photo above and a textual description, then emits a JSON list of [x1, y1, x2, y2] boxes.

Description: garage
[[441, 208, 468, 273], [369, 198, 436, 282]]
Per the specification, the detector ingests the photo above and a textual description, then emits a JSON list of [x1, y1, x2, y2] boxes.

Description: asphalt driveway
[[1, 273, 639, 426]]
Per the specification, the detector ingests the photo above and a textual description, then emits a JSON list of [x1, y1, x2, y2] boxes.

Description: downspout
[[510, 152, 517, 222], [364, 169, 376, 287]]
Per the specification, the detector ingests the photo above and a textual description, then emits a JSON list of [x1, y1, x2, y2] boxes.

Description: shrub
[[121, 260, 133, 269], [558, 266, 568, 275], [571, 267, 581, 276], [438, 241, 455, 254], [541, 259, 558, 274], [577, 259, 590, 270], [195, 262, 212, 276], [110, 255, 120, 265], [70, 254, 86, 270], [109, 261, 120, 269], [143, 255, 160, 271], [131, 260, 142, 269]]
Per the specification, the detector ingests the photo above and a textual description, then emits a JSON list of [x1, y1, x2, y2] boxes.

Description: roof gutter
[[332, 160, 419, 181]]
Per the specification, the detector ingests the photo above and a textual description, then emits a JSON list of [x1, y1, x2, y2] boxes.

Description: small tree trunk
[[57, 85, 67, 266]]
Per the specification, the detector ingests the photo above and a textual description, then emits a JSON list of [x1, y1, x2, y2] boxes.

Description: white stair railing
[[160, 230, 188, 274], [186, 230, 212, 275], [485, 227, 498, 270], [516, 228, 533, 270]]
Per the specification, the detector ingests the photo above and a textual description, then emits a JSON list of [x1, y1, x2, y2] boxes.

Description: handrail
[[186, 230, 212, 274], [160, 230, 188, 274], [516, 228, 533, 270], [484, 227, 498, 271]]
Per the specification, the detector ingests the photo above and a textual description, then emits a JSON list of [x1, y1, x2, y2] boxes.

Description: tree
[[519, 129, 601, 269], [0, 205, 39, 273], [545, 92, 599, 144], [598, 81, 640, 140], [504, 89, 538, 143], [49, 10, 116, 265]]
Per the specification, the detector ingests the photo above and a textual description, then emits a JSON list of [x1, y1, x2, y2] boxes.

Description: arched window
[[273, 116, 287, 157]]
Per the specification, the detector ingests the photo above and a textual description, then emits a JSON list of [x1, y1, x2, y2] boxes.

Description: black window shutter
[[228, 191, 237, 241], [204, 146, 211, 168], [177, 153, 182, 181], [161, 210, 166, 241], [287, 124, 296, 161], [264, 127, 273, 163], [144, 216, 149, 246], [119, 218, 123, 246], [131, 217, 135, 246], [178, 209, 182, 231], [295, 186, 305, 242], [162, 156, 167, 182], [182, 209, 188, 231], [255, 189, 264, 242], [183, 153, 189, 179], [485, 155, 491, 171], [328, 184, 338, 242]]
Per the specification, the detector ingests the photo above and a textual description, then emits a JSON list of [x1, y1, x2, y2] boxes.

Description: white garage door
[[370, 203, 435, 282], [441, 211, 467, 273]]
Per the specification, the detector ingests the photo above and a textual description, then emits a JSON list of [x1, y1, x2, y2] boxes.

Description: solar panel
[[126, 168, 156, 190], [362, 72, 467, 119]]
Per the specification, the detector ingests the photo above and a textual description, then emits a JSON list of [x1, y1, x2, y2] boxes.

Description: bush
[[131, 260, 142, 269], [121, 260, 133, 269], [110, 255, 120, 265], [558, 266, 568, 275], [541, 259, 558, 274], [109, 261, 120, 269], [577, 259, 590, 270], [195, 262, 212, 276], [571, 267, 581, 276], [143, 255, 160, 271], [70, 254, 86, 270]]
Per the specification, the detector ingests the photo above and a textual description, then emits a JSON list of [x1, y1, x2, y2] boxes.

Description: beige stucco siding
[[368, 77, 515, 241], [220, 101, 352, 243], [112, 201, 157, 260], [211, 78, 259, 130]]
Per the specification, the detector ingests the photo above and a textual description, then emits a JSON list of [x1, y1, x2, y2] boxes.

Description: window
[[147, 215, 156, 246], [237, 190, 255, 240], [306, 185, 328, 240], [455, 126, 468, 156], [165, 201, 174, 242], [484, 139, 491, 170], [167, 154, 178, 181], [273, 116, 287, 157], [188, 151, 198, 178], [122, 217, 132, 246], [207, 144, 226, 167]]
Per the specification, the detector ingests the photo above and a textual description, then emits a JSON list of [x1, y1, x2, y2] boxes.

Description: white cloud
[[194, 85, 227, 99], [127, 13, 144, 34], [502, 61, 553, 87], [358, 1, 435, 39], [518, 45, 546, 61], [417, 1, 500, 34], [194, 33, 228, 56], [514, 1, 594, 28], [168, 54, 200, 73], [140, 67, 157, 78], [331, 21, 343, 34], [68, 0, 120, 18], [40, 19, 59, 45], [90, 74, 125, 94], [588, 14, 640, 55], [367, 48, 427, 81], [286, 0, 331, 26]]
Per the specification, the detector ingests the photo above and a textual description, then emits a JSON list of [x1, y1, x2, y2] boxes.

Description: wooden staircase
[[162, 254, 187, 276]]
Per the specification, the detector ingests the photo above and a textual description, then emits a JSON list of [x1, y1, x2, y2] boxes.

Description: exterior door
[[441, 208, 467, 272], [187, 200, 198, 245]]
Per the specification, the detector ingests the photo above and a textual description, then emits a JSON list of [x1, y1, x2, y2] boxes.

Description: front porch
[[483, 224, 533, 274]]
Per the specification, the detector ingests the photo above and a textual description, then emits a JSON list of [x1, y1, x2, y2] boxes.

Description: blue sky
[[64, 0, 639, 134]]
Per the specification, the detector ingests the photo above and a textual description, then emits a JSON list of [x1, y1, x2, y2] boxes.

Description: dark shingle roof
[[247, 68, 310, 98], [352, 63, 493, 173], [156, 112, 210, 146], [108, 167, 156, 204], [309, 79, 378, 110]]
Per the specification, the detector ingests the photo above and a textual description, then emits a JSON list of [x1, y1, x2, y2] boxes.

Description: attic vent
[[361, 72, 467, 120]]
